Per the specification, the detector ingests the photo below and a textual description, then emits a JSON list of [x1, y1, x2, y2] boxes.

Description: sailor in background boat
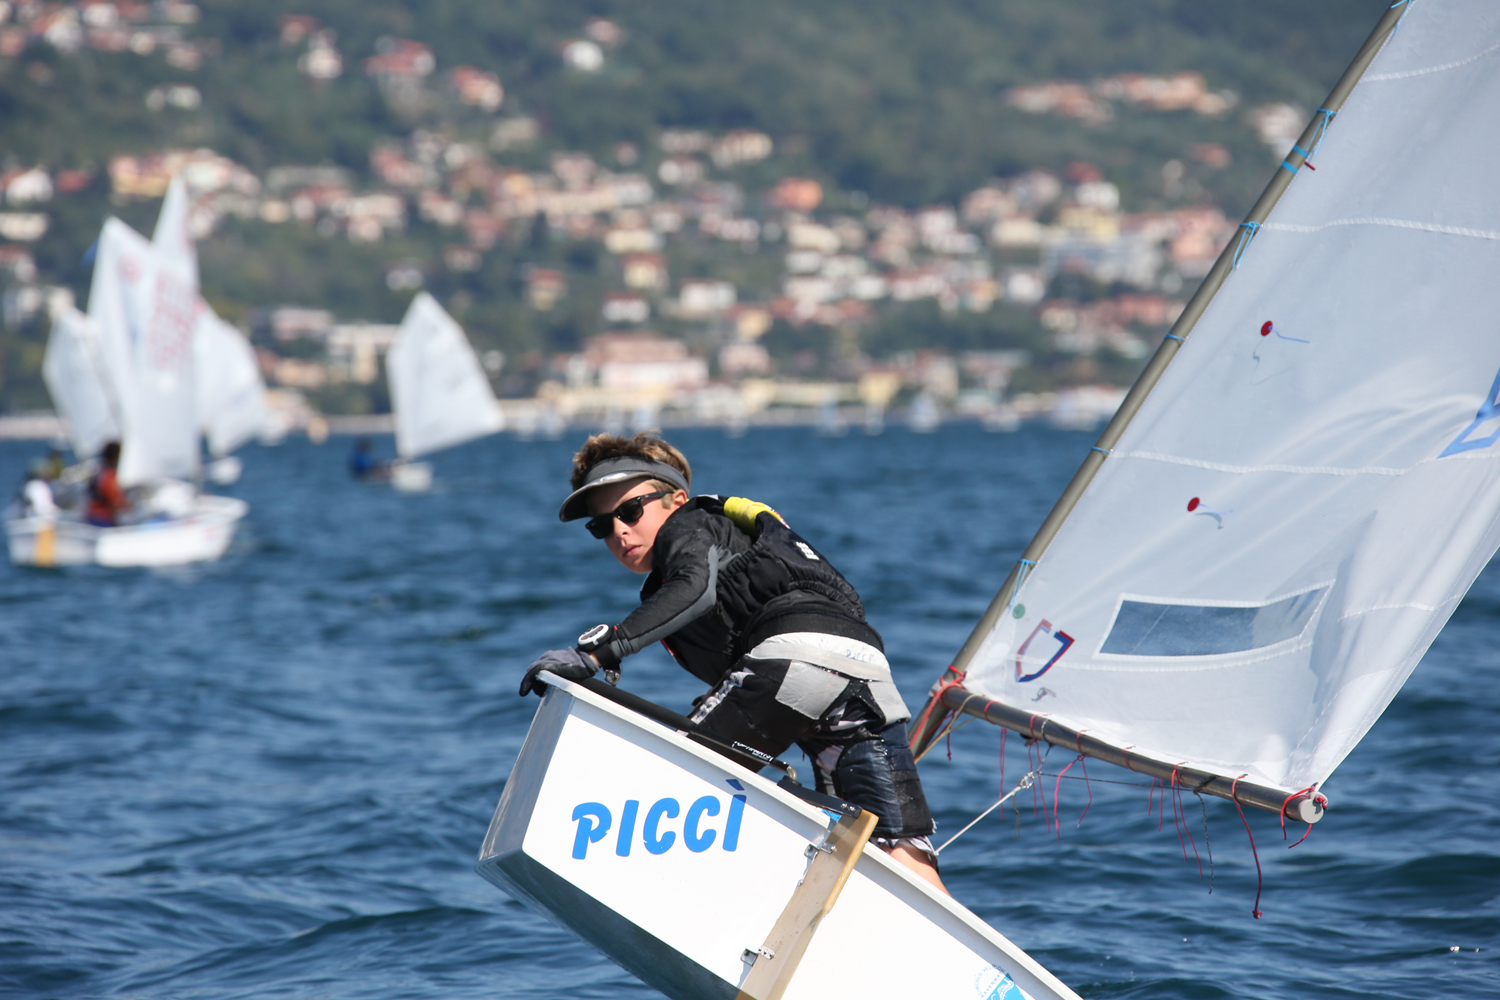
[[85, 441, 129, 527], [521, 432, 948, 891], [14, 460, 59, 522], [348, 438, 391, 481]]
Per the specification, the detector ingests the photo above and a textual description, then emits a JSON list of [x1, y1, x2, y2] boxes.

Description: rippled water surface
[[1, 426, 1495, 999]]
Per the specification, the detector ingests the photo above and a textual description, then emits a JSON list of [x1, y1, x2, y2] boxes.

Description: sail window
[[1100, 588, 1326, 657]]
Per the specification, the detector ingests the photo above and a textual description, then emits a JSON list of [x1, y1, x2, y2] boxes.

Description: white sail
[[151, 174, 199, 286], [87, 217, 200, 486], [387, 292, 503, 459], [194, 306, 268, 457], [962, 2, 1500, 796], [42, 303, 120, 460]]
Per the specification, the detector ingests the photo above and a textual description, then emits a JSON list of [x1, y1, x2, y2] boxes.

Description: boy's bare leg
[[882, 843, 949, 895]]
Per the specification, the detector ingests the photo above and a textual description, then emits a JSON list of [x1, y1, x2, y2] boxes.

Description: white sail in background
[[194, 306, 268, 457], [387, 292, 503, 459], [964, 2, 1500, 795], [87, 217, 200, 486], [151, 174, 199, 286], [42, 303, 120, 460], [153, 174, 267, 458]]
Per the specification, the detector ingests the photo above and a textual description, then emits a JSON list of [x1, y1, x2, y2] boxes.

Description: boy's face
[[586, 479, 687, 574]]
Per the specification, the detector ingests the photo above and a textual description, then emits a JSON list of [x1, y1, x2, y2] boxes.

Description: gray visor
[[558, 456, 690, 521]]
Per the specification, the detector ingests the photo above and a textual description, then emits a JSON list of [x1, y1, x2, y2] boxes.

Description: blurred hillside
[[0, 0, 1388, 417]]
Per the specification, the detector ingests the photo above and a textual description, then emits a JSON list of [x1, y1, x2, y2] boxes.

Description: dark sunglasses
[[585, 491, 671, 539]]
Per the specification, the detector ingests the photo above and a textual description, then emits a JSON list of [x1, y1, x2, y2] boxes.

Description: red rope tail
[[1030, 741, 1052, 830], [1074, 734, 1093, 827], [1051, 755, 1083, 839], [910, 668, 966, 757], [910, 668, 964, 736], [1148, 777, 1160, 824], [1036, 760, 1052, 832], [1170, 767, 1203, 876], [1231, 775, 1264, 919], [1181, 798, 1203, 878], [1279, 785, 1322, 848], [1169, 768, 1189, 861], [1027, 740, 1042, 818]]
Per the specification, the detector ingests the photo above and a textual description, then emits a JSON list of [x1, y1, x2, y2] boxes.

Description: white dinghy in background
[[6, 178, 250, 568], [5, 490, 247, 568], [384, 292, 503, 492], [478, 674, 1078, 1000]]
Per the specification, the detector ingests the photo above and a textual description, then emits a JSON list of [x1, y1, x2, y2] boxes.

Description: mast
[[909, 2, 1412, 813]]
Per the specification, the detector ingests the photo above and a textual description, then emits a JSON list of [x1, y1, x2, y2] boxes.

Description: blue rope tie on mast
[[1008, 558, 1037, 612], [1231, 221, 1261, 270], [1391, 0, 1415, 34], [1164, 334, 1185, 342], [1309, 109, 1337, 160], [1090, 446, 1111, 455]]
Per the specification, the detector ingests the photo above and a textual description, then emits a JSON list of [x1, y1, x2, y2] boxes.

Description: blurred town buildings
[[0, 3, 1315, 434]]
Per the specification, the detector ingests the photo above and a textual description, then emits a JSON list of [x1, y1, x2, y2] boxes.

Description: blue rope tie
[[1308, 108, 1337, 160], [1090, 446, 1112, 455], [1231, 221, 1261, 270], [1164, 334, 1185, 342], [1008, 558, 1037, 611], [1391, 0, 1414, 34], [1281, 141, 1312, 175]]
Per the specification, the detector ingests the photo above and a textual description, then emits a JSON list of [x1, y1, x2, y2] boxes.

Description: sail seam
[[1264, 218, 1500, 241], [1115, 450, 1405, 476], [1336, 600, 1452, 620], [1363, 40, 1500, 81], [1063, 640, 1316, 672]]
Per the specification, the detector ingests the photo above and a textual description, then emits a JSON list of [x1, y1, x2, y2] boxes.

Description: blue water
[[1, 425, 1495, 999]]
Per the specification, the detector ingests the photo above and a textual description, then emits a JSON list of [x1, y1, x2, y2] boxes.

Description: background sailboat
[[912, 1, 1500, 839], [383, 292, 504, 492], [41, 303, 119, 470], [88, 213, 201, 489], [194, 307, 270, 485], [153, 175, 271, 485], [5, 179, 248, 567]]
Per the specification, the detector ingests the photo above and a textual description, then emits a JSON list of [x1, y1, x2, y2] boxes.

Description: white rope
[[934, 770, 1040, 855]]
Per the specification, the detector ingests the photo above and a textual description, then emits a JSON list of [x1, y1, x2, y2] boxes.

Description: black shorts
[[689, 657, 936, 840]]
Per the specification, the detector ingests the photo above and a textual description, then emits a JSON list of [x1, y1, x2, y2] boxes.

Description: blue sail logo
[[1439, 366, 1500, 458], [974, 966, 1023, 999]]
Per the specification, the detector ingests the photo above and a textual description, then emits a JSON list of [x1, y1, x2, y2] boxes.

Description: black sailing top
[[586, 496, 882, 686]]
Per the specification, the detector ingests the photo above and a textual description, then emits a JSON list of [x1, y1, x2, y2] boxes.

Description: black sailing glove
[[518, 647, 597, 697]]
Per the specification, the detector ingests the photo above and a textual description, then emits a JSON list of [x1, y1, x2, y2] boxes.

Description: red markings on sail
[[1187, 496, 1230, 528], [1015, 619, 1074, 682], [145, 272, 197, 375]]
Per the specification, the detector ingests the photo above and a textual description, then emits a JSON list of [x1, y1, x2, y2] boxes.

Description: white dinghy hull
[[5, 494, 247, 567], [389, 460, 433, 493], [477, 676, 1080, 1000]]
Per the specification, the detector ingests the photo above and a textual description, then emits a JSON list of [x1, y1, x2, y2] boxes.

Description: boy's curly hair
[[569, 432, 692, 492]]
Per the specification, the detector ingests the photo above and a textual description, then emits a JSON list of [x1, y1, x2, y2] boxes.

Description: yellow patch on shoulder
[[723, 496, 788, 535]]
